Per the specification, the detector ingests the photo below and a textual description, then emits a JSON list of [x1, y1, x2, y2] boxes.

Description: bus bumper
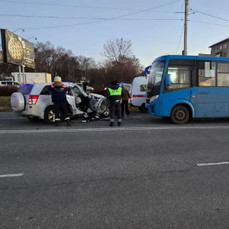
[[146, 103, 155, 115]]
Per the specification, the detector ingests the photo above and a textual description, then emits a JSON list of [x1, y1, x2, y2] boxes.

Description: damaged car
[[11, 82, 109, 123]]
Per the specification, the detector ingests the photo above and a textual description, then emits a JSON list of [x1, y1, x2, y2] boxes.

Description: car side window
[[40, 85, 51, 95]]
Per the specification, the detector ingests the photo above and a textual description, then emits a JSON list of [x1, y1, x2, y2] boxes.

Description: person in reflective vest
[[106, 81, 124, 126], [49, 76, 71, 126]]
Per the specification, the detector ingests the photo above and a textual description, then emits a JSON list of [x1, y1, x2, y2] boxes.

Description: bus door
[[164, 59, 195, 116], [196, 61, 216, 117]]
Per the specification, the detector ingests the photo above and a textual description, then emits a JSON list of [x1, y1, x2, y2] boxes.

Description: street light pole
[[184, 0, 189, 55]]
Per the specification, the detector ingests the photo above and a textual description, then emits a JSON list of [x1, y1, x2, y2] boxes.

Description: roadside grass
[[0, 96, 12, 111]]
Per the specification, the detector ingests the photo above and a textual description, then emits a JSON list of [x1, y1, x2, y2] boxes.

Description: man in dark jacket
[[121, 85, 131, 118], [49, 76, 71, 126], [106, 81, 124, 127]]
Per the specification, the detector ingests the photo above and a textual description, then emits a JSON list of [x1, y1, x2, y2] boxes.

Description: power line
[[0, 10, 182, 20], [0, 0, 182, 13], [176, 26, 184, 54], [0, 13, 93, 20], [190, 8, 229, 22], [5, 0, 182, 30], [175, 0, 185, 54], [0, 13, 182, 21], [8, 18, 183, 30], [189, 19, 229, 27], [0, 0, 133, 11], [107, 0, 182, 20]]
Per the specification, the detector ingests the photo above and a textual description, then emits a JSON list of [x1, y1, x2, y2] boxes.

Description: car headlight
[[149, 95, 159, 103]]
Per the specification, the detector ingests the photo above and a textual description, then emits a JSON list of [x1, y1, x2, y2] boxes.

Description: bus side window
[[198, 61, 216, 86], [165, 59, 194, 92], [166, 67, 191, 91], [217, 62, 229, 86]]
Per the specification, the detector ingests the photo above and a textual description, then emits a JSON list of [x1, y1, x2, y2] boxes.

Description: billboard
[[1, 29, 35, 68]]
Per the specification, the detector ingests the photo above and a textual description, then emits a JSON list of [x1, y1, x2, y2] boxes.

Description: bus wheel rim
[[176, 110, 185, 121]]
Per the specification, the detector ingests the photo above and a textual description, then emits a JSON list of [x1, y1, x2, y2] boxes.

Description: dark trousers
[[54, 102, 69, 121], [109, 101, 122, 123], [121, 100, 130, 117]]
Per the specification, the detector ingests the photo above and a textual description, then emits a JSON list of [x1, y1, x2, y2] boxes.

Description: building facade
[[209, 38, 229, 57]]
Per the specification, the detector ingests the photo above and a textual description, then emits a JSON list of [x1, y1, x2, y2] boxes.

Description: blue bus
[[146, 55, 229, 123]]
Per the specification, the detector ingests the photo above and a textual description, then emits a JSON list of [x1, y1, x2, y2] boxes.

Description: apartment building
[[209, 38, 229, 57]]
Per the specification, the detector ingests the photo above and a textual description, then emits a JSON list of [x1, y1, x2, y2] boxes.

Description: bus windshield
[[148, 61, 165, 85], [147, 60, 165, 97]]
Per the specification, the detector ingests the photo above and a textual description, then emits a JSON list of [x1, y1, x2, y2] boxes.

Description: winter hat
[[54, 76, 62, 83]]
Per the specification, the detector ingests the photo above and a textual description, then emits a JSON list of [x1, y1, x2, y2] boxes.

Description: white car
[[11, 82, 109, 123], [0, 81, 21, 87]]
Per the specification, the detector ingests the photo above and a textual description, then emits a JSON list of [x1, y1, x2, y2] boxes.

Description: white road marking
[[0, 173, 24, 178], [197, 161, 229, 167], [0, 125, 229, 134]]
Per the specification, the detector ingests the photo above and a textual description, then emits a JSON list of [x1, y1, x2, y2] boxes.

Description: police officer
[[49, 76, 71, 126], [106, 81, 124, 127]]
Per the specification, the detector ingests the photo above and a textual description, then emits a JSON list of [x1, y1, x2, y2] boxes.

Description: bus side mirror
[[165, 74, 171, 86]]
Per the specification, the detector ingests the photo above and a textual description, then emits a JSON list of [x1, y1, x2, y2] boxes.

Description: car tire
[[44, 106, 55, 124], [102, 107, 110, 117], [170, 105, 190, 124], [11, 92, 25, 112]]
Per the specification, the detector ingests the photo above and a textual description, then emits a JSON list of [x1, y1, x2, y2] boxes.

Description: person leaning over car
[[48, 76, 71, 126], [106, 81, 124, 127]]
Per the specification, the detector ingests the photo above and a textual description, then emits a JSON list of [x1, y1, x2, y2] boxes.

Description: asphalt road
[[1, 112, 229, 229]]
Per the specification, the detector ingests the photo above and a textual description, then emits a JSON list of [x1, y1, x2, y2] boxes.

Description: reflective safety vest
[[108, 87, 122, 96]]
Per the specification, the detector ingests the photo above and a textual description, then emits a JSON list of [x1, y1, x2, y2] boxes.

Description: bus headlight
[[149, 95, 159, 103]]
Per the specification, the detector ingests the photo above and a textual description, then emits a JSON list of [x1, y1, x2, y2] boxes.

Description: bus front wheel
[[170, 105, 190, 124]]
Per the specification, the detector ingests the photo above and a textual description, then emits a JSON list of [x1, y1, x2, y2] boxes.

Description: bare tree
[[77, 56, 96, 80], [34, 41, 81, 82], [102, 38, 143, 84], [103, 38, 133, 63]]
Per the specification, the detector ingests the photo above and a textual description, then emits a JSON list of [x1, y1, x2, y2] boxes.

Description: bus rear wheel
[[170, 105, 190, 124]]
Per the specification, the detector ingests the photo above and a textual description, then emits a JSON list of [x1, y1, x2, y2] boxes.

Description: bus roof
[[152, 55, 229, 63]]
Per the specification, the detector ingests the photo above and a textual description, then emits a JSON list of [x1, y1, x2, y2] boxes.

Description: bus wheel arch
[[170, 104, 192, 124]]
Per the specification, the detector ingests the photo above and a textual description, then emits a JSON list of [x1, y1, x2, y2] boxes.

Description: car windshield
[[148, 60, 165, 86]]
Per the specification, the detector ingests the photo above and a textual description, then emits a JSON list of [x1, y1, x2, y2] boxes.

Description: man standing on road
[[106, 81, 124, 127], [49, 76, 71, 126], [121, 85, 131, 119]]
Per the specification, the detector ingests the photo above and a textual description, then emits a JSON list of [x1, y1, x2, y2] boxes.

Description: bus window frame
[[164, 59, 196, 93], [197, 60, 217, 87]]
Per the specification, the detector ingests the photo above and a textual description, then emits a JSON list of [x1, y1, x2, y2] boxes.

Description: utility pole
[[183, 0, 189, 55]]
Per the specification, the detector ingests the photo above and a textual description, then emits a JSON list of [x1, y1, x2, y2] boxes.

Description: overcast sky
[[1, 0, 229, 67]]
